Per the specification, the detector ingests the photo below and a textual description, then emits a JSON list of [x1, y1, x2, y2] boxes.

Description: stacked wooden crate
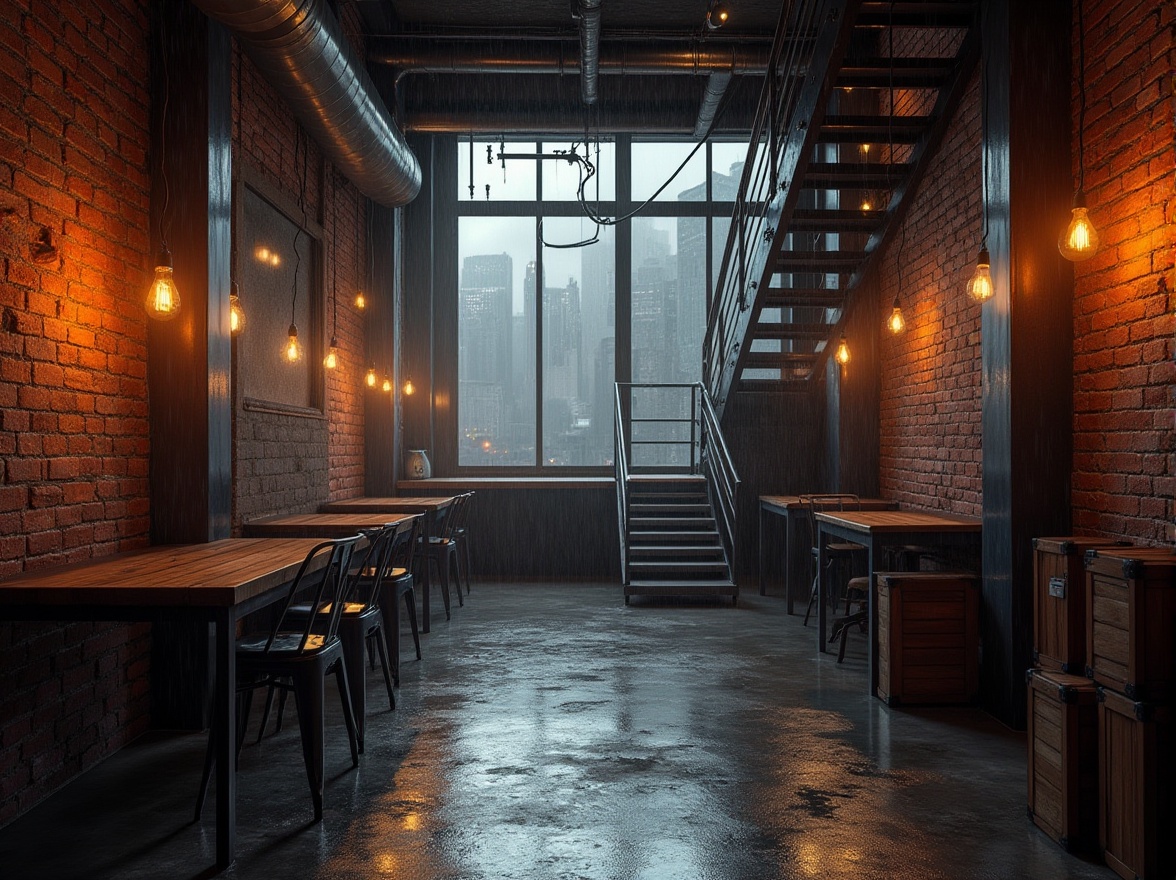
[[1026, 537, 1126, 853], [1082, 546, 1176, 880], [875, 571, 978, 706]]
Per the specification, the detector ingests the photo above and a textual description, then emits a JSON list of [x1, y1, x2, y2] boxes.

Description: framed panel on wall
[[234, 165, 325, 416]]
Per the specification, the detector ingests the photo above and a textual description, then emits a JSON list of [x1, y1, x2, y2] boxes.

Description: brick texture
[[877, 66, 983, 517], [0, 0, 152, 826], [1070, 0, 1174, 544]]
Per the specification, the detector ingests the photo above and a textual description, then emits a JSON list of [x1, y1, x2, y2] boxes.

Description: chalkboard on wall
[[235, 170, 324, 416]]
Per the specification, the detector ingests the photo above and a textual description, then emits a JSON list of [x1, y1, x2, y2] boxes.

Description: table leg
[[785, 513, 796, 615], [419, 512, 433, 634], [867, 538, 878, 697], [758, 505, 766, 596], [817, 528, 829, 653], [214, 608, 236, 870]]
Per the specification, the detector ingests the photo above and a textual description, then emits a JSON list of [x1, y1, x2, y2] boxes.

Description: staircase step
[[631, 560, 729, 572], [817, 114, 927, 144], [629, 530, 721, 544], [631, 517, 717, 530], [803, 162, 909, 189], [630, 545, 725, 557], [630, 503, 712, 515], [625, 579, 738, 597]]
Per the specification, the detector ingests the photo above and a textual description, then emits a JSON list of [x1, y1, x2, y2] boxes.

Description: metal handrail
[[613, 384, 630, 586], [698, 384, 740, 578], [703, 0, 840, 410]]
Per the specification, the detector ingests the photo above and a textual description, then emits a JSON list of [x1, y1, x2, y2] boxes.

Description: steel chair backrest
[[436, 493, 471, 543], [800, 493, 861, 552], [348, 524, 400, 610], [386, 515, 420, 572], [265, 535, 360, 654]]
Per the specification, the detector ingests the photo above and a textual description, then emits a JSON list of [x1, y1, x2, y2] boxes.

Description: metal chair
[[415, 493, 472, 621], [800, 494, 867, 627], [375, 515, 422, 684], [451, 490, 475, 595], [195, 535, 362, 823]]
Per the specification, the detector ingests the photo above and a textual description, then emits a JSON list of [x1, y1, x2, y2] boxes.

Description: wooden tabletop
[[0, 538, 331, 608], [815, 509, 982, 533], [242, 512, 418, 539], [760, 495, 898, 512], [320, 496, 457, 514]]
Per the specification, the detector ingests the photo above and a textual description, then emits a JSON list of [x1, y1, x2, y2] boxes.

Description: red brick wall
[[876, 68, 984, 516], [0, 0, 152, 826], [1070, 0, 1174, 544], [231, 0, 371, 523]]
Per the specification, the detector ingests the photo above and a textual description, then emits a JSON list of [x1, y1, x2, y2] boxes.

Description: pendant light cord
[[888, 1, 901, 308], [979, 0, 989, 247], [1076, 0, 1086, 195], [159, 7, 171, 254], [291, 125, 305, 324], [330, 168, 337, 338]]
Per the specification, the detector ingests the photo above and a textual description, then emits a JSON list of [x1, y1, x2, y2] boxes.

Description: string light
[[887, 298, 905, 334], [967, 247, 994, 303], [381, 374, 393, 393], [365, 364, 377, 387], [402, 376, 415, 396], [284, 323, 303, 363], [325, 169, 340, 370], [146, 11, 179, 321], [229, 282, 246, 335], [323, 338, 339, 369]]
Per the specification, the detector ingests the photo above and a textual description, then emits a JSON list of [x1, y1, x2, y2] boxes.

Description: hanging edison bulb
[[402, 376, 415, 396], [365, 364, 378, 387], [323, 337, 339, 370], [966, 247, 994, 303], [354, 290, 367, 310], [834, 335, 850, 366], [284, 324, 303, 363], [229, 283, 246, 335], [146, 246, 180, 321], [886, 299, 905, 334], [1058, 193, 1099, 261], [381, 374, 393, 393]]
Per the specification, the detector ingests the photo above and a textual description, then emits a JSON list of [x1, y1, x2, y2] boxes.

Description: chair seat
[[288, 601, 369, 617], [237, 632, 335, 654]]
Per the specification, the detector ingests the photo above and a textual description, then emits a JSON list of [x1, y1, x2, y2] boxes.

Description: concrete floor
[[0, 582, 1114, 880]]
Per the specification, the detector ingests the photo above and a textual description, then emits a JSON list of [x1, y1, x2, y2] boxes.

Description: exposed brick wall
[[230, 1, 372, 524], [0, 0, 152, 826], [1070, 0, 1175, 544], [876, 69, 984, 517]]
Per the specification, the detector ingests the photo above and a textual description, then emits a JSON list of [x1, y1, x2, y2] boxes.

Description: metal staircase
[[704, 0, 980, 414], [614, 384, 739, 604]]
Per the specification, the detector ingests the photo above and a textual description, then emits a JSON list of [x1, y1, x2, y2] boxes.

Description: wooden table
[[814, 509, 982, 693], [0, 537, 332, 871], [758, 495, 898, 613], [242, 512, 417, 539], [319, 497, 458, 633]]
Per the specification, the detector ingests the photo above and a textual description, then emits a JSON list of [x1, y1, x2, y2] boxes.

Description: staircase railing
[[614, 382, 740, 584], [703, 0, 857, 414], [613, 386, 630, 585]]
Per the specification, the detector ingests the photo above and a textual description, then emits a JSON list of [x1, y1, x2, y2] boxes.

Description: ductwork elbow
[[192, 0, 421, 207]]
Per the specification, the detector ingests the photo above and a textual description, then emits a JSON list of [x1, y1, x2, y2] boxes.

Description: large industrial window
[[454, 137, 741, 471]]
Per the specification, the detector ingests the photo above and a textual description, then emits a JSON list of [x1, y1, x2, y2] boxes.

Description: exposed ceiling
[[355, 0, 780, 134]]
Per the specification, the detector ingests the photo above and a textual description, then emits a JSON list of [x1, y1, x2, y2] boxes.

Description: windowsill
[[397, 477, 615, 490]]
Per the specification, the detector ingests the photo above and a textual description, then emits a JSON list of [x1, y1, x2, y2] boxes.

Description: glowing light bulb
[[1058, 195, 1099, 261], [284, 323, 303, 364], [835, 335, 850, 366], [967, 247, 994, 303], [323, 337, 339, 370], [365, 365, 377, 387], [229, 287, 245, 335], [705, 3, 729, 29], [402, 377, 415, 396], [381, 375, 392, 393], [354, 290, 366, 310], [860, 198, 872, 212], [887, 304, 905, 334], [146, 247, 180, 321]]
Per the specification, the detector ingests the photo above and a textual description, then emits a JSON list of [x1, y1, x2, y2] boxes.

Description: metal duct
[[693, 72, 732, 138], [191, 0, 421, 207], [373, 38, 770, 78], [575, 0, 603, 104]]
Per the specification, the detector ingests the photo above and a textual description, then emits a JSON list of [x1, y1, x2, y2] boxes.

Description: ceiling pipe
[[574, 0, 603, 105], [373, 38, 771, 80], [402, 107, 755, 135], [190, 0, 421, 207], [693, 72, 732, 138]]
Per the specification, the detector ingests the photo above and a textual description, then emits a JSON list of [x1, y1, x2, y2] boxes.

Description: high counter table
[[814, 509, 981, 694], [758, 495, 898, 612], [0, 537, 332, 871], [319, 497, 458, 633]]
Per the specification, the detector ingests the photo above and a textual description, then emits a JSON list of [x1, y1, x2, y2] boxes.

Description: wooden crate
[[1026, 668, 1099, 852], [876, 571, 978, 706], [1032, 537, 1130, 673], [1084, 549, 1176, 701], [1098, 687, 1175, 880]]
